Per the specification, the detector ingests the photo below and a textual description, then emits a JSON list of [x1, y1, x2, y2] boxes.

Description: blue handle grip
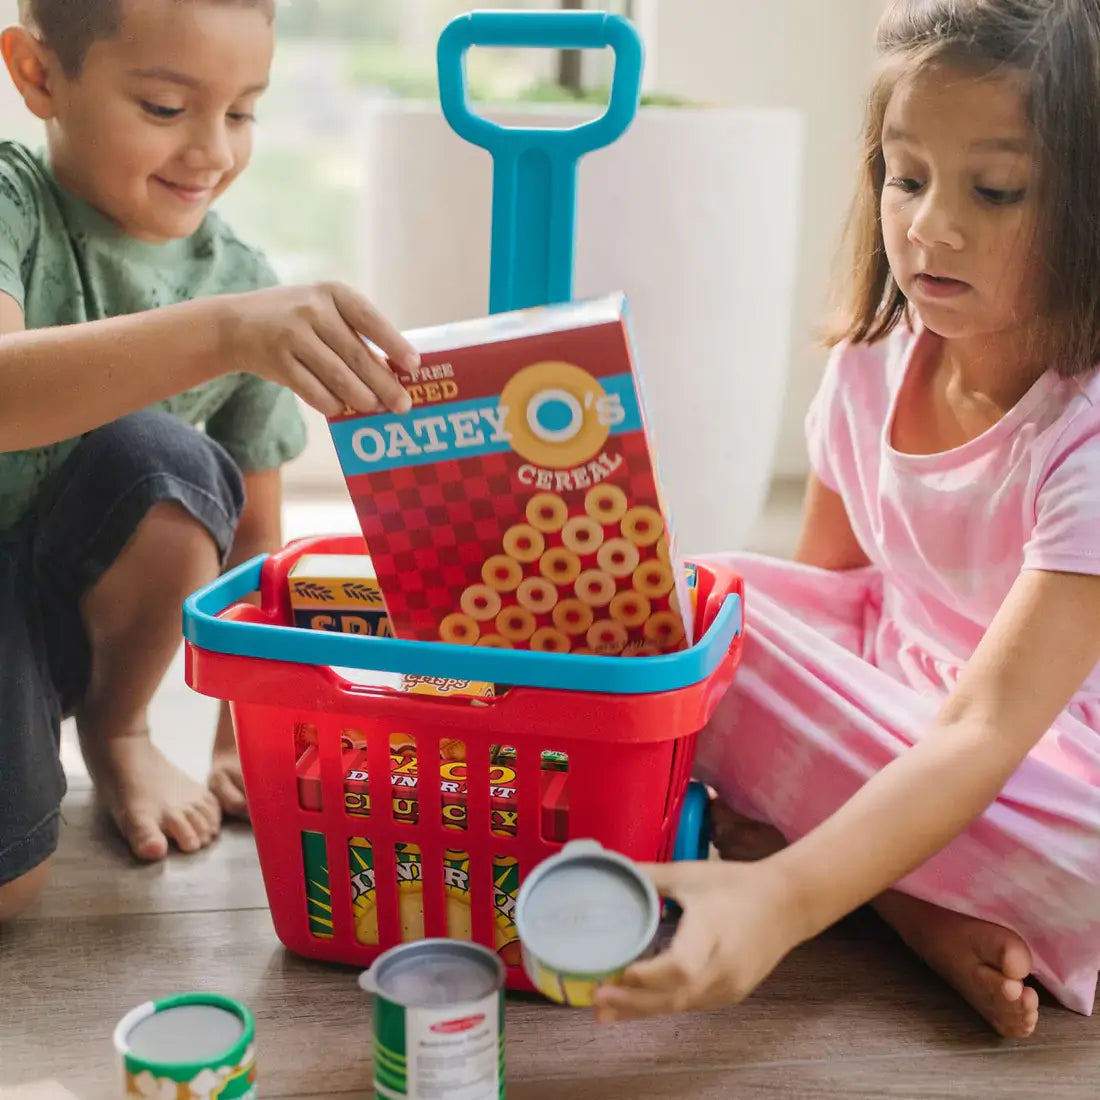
[[437, 11, 644, 314], [183, 556, 742, 697]]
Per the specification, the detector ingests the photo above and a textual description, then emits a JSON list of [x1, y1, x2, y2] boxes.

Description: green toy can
[[113, 992, 256, 1098], [358, 939, 505, 1100]]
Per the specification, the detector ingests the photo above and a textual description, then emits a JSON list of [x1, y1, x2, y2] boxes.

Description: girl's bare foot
[[873, 891, 1039, 1039], [80, 728, 222, 861], [709, 799, 1039, 1038], [710, 799, 787, 862]]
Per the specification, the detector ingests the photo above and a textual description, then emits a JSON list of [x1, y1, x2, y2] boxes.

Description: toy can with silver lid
[[359, 939, 505, 1100], [515, 839, 661, 1007], [113, 992, 256, 1098]]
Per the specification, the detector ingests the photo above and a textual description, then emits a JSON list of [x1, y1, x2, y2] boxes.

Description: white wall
[[651, 0, 883, 478]]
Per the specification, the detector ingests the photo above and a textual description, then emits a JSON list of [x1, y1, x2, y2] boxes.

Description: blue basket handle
[[183, 555, 742, 697], [437, 10, 644, 314]]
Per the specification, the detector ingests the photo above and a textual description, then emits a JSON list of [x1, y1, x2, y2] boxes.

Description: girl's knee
[[0, 859, 51, 923]]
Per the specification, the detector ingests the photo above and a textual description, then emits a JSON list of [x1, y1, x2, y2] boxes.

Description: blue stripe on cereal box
[[330, 373, 642, 476]]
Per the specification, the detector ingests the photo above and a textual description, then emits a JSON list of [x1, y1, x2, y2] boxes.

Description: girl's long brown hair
[[831, 0, 1100, 378]]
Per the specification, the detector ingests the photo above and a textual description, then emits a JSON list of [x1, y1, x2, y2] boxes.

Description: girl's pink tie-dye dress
[[695, 325, 1100, 1014]]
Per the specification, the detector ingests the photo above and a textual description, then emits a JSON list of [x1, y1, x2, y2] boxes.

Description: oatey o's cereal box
[[327, 294, 694, 655]]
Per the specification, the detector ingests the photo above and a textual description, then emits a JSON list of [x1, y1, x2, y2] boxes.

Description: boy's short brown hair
[[19, 0, 275, 78]]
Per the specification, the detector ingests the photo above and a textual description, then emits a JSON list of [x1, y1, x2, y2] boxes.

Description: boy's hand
[[592, 859, 803, 1022], [224, 282, 420, 417]]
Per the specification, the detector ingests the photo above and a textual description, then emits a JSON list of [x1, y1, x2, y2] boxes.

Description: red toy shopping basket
[[184, 535, 743, 990], [184, 10, 746, 991]]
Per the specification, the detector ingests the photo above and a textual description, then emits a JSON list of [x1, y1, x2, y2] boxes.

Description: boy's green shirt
[[0, 140, 306, 531]]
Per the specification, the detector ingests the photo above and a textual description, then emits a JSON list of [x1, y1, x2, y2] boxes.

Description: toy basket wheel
[[672, 780, 710, 862]]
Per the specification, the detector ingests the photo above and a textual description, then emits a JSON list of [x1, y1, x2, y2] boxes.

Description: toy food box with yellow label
[[287, 553, 392, 637], [326, 294, 694, 655]]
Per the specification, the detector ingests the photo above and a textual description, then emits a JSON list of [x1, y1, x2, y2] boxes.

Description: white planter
[[356, 101, 804, 555]]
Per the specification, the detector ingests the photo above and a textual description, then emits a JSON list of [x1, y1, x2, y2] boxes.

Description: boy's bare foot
[[208, 705, 249, 819], [208, 751, 249, 819], [80, 730, 221, 861], [873, 891, 1039, 1039]]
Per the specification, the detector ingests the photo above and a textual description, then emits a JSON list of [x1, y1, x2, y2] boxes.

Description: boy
[[0, 0, 417, 920]]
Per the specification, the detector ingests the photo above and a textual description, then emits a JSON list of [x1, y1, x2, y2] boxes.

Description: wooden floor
[[4, 780, 1100, 1098], [4, 490, 1100, 1098]]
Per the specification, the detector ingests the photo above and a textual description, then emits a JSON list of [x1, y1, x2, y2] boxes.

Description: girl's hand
[[593, 859, 803, 1022], [219, 282, 420, 418]]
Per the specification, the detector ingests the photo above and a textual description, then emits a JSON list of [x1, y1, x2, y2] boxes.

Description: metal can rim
[[359, 938, 506, 1007], [113, 992, 255, 1078], [515, 839, 660, 977]]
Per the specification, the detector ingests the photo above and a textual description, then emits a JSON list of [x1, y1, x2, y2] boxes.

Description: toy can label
[[116, 996, 256, 1099], [374, 991, 504, 1100]]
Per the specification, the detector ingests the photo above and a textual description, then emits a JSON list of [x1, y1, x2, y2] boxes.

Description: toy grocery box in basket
[[182, 9, 745, 994], [328, 293, 694, 658]]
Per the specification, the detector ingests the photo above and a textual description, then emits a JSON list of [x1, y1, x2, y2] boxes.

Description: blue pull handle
[[437, 11, 644, 313]]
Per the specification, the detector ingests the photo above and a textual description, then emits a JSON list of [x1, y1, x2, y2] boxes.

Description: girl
[[594, 0, 1100, 1039]]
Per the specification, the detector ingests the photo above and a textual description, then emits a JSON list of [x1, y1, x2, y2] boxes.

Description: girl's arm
[[792, 474, 870, 570], [595, 565, 1100, 1019]]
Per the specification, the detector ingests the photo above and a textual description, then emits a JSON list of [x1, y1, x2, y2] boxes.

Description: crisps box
[[327, 294, 694, 657]]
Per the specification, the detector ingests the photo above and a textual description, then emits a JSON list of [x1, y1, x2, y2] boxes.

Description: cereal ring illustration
[[573, 569, 616, 608], [586, 620, 628, 655], [482, 554, 523, 593], [656, 536, 671, 564], [460, 584, 503, 622], [439, 613, 480, 645], [477, 634, 514, 649], [526, 493, 568, 533], [561, 515, 605, 556], [538, 547, 582, 586], [530, 627, 571, 654], [609, 590, 652, 628], [584, 484, 628, 525], [621, 506, 665, 547], [517, 576, 559, 615], [644, 611, 686, 649], [632, 559, 674, 599], [552, 598, 595, 636], [500, 361, 612, 468], [496, 606, 537, 641], [502, 523, 546, 563], [596, 537, 640, 578]]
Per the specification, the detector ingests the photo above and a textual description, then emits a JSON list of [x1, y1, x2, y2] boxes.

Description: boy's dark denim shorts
[[0, 411, 244, 888]]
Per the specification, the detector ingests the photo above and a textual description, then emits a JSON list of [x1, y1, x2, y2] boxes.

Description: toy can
[[113, 992, 256, 1098], [359, 939, 505, 1100], [515, 839, 660, 1007]]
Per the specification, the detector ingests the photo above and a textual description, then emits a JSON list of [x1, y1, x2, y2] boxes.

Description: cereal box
[[327, 294, 694, 656], [288, 553, 392, 637]]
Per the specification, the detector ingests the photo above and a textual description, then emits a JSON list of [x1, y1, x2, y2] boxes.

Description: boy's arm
[[0, 292, 223, 451], [0, 281, 419, 452], [792, 474, 870, 570]]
